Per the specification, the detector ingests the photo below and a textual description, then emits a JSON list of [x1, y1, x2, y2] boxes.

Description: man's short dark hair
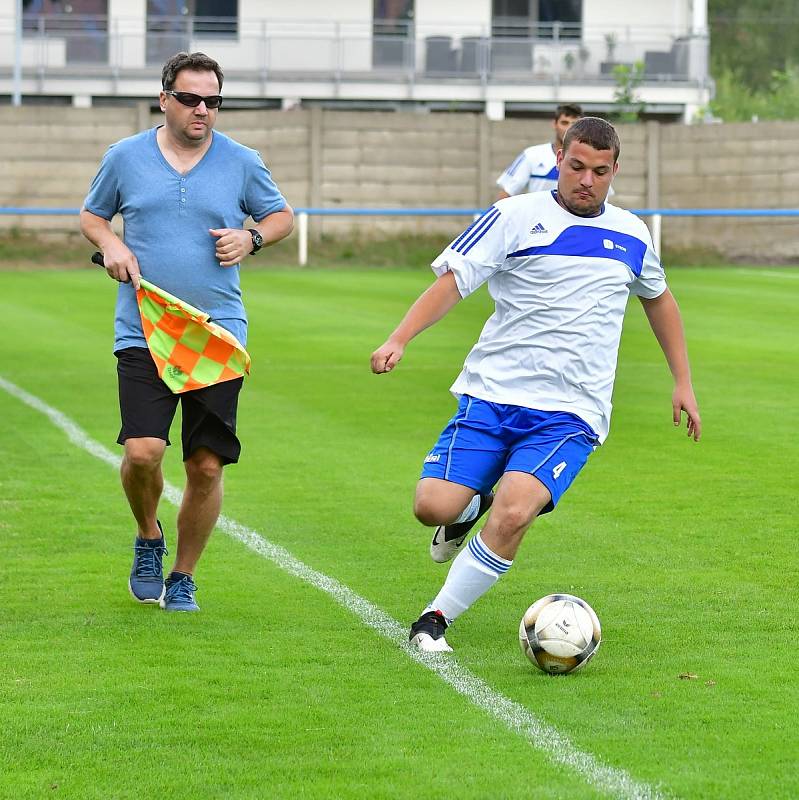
[[562, 116, 620, 162], [555, 103, 583, 120], [162, 51, 224, 92]]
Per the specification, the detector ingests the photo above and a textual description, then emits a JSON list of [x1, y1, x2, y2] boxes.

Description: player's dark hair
[[562, 116, 620, 162], [161, 51, 224, 92], [555, 103, 583, 120]]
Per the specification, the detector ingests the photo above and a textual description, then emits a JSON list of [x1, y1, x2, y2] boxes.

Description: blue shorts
[[420, 395, 598, 514]]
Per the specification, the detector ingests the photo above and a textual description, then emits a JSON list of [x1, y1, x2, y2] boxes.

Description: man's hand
[[371, 339, 405, 374], [673, 383, 701, 441], [210, 228, 252, 267], [101, 240, 141, 290]]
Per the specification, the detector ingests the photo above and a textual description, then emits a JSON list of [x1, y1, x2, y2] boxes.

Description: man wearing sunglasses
[[80, 51, 293, 613]]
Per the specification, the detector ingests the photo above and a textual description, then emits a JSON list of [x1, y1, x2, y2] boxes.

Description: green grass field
[[0, 264, 797, 799]]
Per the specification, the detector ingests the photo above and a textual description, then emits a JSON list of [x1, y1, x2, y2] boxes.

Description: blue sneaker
[[129, 522, 167, 604], [160, 573, 200, 612]]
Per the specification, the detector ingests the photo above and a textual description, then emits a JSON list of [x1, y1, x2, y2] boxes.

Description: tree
[[710, 0, 799, 90]]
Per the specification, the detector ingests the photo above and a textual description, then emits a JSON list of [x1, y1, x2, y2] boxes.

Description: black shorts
[[115, 347, 243, 465]]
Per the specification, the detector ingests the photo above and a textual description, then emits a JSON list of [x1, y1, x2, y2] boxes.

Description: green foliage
[[710, 0, 799, 91], [709, 0, 799, 119], [709, 64, 799, 120], [604, 32, 618, 61], [611, 61, 646, 122]]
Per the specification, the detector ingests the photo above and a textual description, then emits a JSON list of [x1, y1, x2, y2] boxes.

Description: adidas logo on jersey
[[530, 222, 547, 234]]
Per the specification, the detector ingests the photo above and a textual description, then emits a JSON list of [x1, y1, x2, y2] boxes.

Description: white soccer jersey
[[431, 191, 666, 442], [497, 142, 559, 195]]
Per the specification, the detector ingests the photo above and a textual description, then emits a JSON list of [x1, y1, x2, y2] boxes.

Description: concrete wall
[[659, 121, 799, 260], [0, 106, 795, 260]]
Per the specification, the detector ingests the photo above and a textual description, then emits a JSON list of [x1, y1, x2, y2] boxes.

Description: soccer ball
[[518, 593, 601, 675]]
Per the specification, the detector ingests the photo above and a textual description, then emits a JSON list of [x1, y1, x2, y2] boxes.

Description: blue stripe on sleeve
[[452, 207, 501, 255], [460, 210, 501, 254], [530, 165, 559, 180], [449, 206, 494, 251], [508, 225, 648, 277], [506, 153, 525, 177]]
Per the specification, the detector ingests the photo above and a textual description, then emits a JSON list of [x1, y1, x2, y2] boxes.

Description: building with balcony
[[1, 0, 710, 121]]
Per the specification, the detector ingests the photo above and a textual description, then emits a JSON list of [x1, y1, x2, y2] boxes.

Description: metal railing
[[2, 14, 709, 86], [5, 206, 799, 266]]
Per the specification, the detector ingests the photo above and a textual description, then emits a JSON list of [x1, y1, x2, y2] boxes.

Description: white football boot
[[430, 492, 494, 563]]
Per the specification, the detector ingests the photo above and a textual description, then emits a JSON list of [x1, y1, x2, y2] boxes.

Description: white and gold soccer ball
[[518, 593, 601, 675]]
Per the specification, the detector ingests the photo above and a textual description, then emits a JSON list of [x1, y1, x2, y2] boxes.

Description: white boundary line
[[1, 374, 667, 800], [730, 269, 799, 280]]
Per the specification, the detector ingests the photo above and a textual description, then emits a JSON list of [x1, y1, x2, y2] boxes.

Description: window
[[194, 0, 237, 36], [492, 0, 533, 38], [492, 0, 581, 40], [146, 0, 237, 65], [373, 0, 414, 68], [23, 0, 109, 63], [538, 0, 581, 39], [146, 0, 190, 65]]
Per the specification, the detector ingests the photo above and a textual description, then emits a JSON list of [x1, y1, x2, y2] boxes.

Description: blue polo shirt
[[84, 126, 286, 351]]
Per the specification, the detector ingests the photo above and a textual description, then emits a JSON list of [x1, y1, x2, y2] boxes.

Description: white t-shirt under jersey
[[431, 190, 666, 442], [497, 142, 559, 195]]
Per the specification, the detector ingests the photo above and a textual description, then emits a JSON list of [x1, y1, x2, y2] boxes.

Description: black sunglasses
[[164, 90, 223, 109]]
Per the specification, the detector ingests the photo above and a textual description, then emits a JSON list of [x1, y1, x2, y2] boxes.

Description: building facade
[[0, 0, 710, 120]]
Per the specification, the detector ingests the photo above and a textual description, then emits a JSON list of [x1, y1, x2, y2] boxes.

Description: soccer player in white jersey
[[371, 117, 701, 653], [496, 103, 583, 199]]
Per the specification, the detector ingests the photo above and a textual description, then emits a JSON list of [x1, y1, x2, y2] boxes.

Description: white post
[[485, 99, 505, 121], [12, 0, 23, 106], [652, 213, 662, 258], [298, 212, 309, 266], [692, 0, 708, 33]]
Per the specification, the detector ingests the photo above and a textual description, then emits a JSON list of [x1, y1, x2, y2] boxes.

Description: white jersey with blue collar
[[431, 190, 666, 442], [497, 142, 559, 195]]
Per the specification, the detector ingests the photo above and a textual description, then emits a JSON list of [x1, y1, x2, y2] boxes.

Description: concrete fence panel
[[2, 106, 798, 259]]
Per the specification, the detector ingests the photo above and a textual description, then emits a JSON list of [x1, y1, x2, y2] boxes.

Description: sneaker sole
[[429, 526, 468, 563], [128, 580, 165, 605], [160, 605, 200, 612], [410, 631, 453, 653]]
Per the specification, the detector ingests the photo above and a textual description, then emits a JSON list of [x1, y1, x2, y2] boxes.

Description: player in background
[[496, 103, 583, 199], [371, 117, 701, 652], [80, 52, 293, 612]]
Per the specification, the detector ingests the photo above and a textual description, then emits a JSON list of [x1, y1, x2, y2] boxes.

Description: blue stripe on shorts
[[420, 395, 598, 514]]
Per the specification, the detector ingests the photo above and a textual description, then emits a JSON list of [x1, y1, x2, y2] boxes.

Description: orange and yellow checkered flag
[[136, 278, 251, 394]]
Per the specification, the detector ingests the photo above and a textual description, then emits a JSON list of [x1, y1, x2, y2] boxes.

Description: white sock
[[451, 493, 481, 525], [425, 531, 512, 623]]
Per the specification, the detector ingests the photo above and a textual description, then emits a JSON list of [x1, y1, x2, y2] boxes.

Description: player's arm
[[639, 289, 701, 441], [371, 271, 462, 374], [496, 149, 527, 199], [79, 207, 141, 290]]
